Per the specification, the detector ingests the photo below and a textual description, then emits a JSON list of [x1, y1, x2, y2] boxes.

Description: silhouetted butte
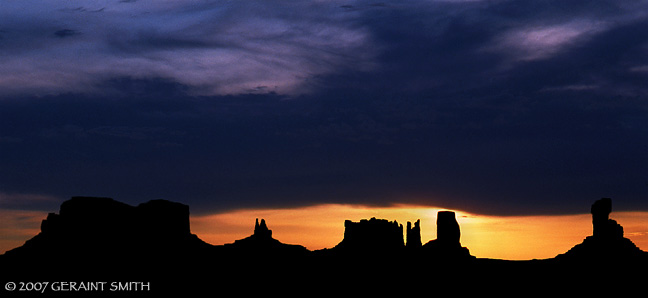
[[421, 211, 473, 260], [556, 198, 648, 265]]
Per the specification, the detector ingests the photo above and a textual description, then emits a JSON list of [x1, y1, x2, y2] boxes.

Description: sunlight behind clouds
[[189, 203, 648, 260]]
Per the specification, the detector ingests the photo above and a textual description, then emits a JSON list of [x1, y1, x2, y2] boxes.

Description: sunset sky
[[1, 0, 648, 260]]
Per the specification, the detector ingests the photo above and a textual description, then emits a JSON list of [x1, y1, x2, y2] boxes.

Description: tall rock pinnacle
[[406, 219, 422, 248], [591, 198, 623, 240]]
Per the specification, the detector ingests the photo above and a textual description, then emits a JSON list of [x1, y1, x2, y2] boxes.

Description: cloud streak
[[488, 21, 606, 62], [0, 0, 377, 96]]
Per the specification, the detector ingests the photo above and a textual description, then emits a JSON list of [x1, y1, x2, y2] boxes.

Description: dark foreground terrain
[[1, 197, 646, 296]]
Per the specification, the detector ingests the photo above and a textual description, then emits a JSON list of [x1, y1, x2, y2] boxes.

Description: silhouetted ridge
[[1, 196, 646, 295], [556, 198, 648, 264]]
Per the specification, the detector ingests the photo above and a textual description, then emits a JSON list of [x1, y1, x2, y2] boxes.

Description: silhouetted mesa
[[422, 211, 473, 259], [4, 196, 210, 262], [333, 217, 404, 253], [557, 198, 648, 264]]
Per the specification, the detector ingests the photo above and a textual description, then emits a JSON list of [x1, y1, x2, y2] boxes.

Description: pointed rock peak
[[253, 218, 272, 239]]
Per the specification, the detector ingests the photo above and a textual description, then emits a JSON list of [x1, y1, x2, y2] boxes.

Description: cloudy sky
[[1, 0, 647, 217]]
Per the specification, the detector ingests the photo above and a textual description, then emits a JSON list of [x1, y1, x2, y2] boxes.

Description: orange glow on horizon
[[1, 205, 646, 261], [190, 204, 648, 260], [0, 209, 48, 254]]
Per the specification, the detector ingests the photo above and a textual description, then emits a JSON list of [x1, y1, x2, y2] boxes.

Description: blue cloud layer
[[1, 0, 647, 215]]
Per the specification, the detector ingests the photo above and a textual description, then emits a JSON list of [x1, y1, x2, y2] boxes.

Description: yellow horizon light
[[1, 204, 646, 261], [190, 204, 648, 260]]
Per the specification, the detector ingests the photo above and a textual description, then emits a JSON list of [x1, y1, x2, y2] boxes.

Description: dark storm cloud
[[1, 0, 647, 215], [335, 0, 648, 214], [54, 29, 80, 38], [2, 77, 645, 215]]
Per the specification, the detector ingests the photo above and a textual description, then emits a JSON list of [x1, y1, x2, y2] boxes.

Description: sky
[[1, 0, 648, 258]]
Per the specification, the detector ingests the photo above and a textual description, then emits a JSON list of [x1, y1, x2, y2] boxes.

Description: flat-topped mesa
[[41, 197, 191, 240], [335, 217, 404, 252], [7, 196, 208, 260]]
